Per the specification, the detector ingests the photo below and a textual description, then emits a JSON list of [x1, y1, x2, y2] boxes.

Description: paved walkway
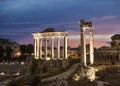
[[0, 75, 29, 86], [41, 63, 79, 82]]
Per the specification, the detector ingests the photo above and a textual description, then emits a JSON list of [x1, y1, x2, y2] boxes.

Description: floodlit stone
[[80, 19, 94, 66], [0, 72, 5, 75], [32, 31, 68, 60]]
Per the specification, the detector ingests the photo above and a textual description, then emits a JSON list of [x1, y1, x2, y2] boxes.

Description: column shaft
[[45, 37, 48, 60], [57, 36, 60, 60], [34, 38, 37, 59], [39, 38, 42, 59], [89, 28, 94, 64], [37, 38, 39, 59], [51, 37, 54, 60], [64, 36, 68, 59], [81, 28, 86, 66]]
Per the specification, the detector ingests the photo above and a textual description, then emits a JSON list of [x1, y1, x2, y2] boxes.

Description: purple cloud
[[91, 16, 117, 22]]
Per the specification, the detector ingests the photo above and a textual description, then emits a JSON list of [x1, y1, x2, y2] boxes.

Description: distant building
[[95, 34, 120, 62], [95, 46, 120, 61], [11, 45, 21, 57], [0, 38, 21, 57], [111, 34, 120, 48], [68, 47, 79, 59]]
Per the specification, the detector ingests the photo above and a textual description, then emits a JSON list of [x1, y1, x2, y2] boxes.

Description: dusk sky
[[0, 0, 120, 48]]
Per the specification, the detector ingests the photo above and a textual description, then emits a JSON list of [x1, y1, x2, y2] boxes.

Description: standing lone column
[[34, 37, 37, 59], [81, 28, 87, 66], [57, 36, 60, 60], [45, 37, 48, 60], [37, 38, 40, 59], [51, 36, 54, 60], [89, 28, 94, 64], [64, 36, 68, 59]]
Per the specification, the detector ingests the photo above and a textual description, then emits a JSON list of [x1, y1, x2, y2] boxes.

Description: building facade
[[95, 46, 120, 61], [95, 34, 120, 62]]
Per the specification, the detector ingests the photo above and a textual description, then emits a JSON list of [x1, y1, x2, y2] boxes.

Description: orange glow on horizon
[[69, 39, 111, 48]]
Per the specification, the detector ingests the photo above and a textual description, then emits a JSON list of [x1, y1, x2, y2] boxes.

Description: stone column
[[89, 28, 94, 64], [62, 37, 64, 59], [36, 37, 40, 59], [64, 36, 68, 59], [45, 37, 48, 60], [81, 28, 86, 66], [57, 36, 60, 60], [34, 37, 37, 59], [51, 36, 54, 60], [39, 37, 42, 59]]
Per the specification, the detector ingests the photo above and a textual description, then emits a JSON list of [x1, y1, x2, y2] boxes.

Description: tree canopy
[[41, 27, 55, 33], [20, 44, 34, 56]]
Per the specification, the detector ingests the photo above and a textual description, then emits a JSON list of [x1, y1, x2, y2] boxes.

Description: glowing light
[[31, 53, 34, 55], [16, 52, 21, 56], [73, 74, 80, 81], [46, 57, 51, 61], [21, 61, 25, 65], [95, 69, 98, 72], [14, 72, 20, 75], [0, 72, 5, 75]]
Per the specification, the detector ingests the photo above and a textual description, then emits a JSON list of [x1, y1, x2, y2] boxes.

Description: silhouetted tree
[[0, 46, 4, 60], [20, 45, 27, 55], [41, 27, 55, 33], [20, 44, 34, 56], [5, 47, 12, 57], [5, 46, 12, 60], [26, 44, 34, 55]]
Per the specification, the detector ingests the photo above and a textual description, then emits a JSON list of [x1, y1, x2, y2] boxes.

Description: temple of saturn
[[32, 32, 68, 60], [80, 19, 94, 66]]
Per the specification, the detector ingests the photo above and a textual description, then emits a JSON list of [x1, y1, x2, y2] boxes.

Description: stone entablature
[[32, 32, 67, 37]]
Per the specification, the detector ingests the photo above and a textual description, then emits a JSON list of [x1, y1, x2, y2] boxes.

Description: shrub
[[7, 79, 22, 86], [30, 58, 38, 74], [29, 75, 41, 86]]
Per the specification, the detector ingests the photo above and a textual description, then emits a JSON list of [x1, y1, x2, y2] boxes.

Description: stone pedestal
[[79, 66, 96, 82]]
